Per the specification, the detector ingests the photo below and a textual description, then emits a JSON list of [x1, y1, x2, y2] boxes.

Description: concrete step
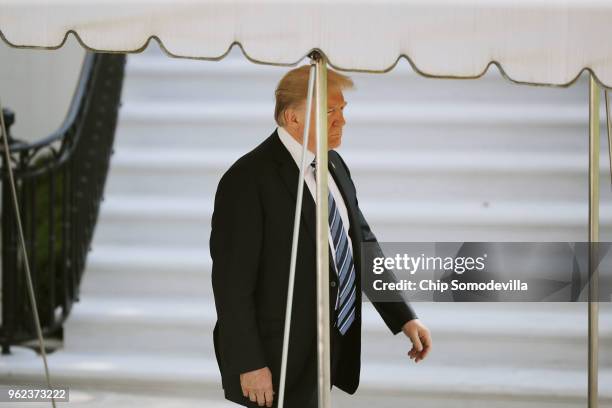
[[63, 296, 216, 357], [112, 116, 593, 152], [94, 198, 212, 248], [91, 194, 612, 247], [62, 291, 612, 367], [2, 345, 611, 406], [116, 100, 602, 128], [84, 244, 612, 304], [82, 245, 211, 298], [90, 214, 595, 244], [104, 147, 612, 203], [64, 295, 612, 343], [108, 147, 605, 176]]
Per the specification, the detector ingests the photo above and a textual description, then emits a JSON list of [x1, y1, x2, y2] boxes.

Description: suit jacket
[[210, 129, 416, 407]]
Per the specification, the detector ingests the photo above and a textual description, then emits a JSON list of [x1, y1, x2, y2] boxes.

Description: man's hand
[[240, 366, 274, 407], [402, 319, 432, 363]]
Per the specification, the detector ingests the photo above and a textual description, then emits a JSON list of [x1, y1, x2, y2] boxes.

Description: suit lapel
[[278, 160, 317, 242], [328, 153, 360, 242]]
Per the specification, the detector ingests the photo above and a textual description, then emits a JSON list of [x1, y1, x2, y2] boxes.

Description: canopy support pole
[[314, 52, 332, 408], [605, 91, 612, 188], [588, 74, 600, 408], [278, 61, 316, 408]]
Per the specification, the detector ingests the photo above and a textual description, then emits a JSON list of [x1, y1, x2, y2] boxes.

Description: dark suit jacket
[[210, 129, 416, 407]]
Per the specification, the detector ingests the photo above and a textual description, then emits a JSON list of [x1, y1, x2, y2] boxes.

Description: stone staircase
[[3, 43, 612, 407]]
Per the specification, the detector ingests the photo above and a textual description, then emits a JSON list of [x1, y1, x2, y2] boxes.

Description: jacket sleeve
[[210, 164, 267, 374], [334, 152, 418, 335], [357, 206, 418, 334]]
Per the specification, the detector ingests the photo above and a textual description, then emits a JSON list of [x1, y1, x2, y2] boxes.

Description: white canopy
[[1, 0, 612, 88]]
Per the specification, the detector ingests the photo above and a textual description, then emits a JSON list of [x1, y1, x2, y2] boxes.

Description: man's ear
[[284, 107, 301, 130], [283, 109, 293, 128]]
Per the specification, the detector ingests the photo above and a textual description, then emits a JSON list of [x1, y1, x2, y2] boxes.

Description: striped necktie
[[310, 159, 356, 335]]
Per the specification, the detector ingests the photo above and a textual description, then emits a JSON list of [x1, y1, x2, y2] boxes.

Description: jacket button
[[330, 281, 336, 287]]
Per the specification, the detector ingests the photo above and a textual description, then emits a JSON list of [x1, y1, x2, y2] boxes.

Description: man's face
[[287, 87, 347, 152]]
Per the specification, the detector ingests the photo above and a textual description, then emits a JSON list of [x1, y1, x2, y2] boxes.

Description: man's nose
[[333, 111, 346, 127]]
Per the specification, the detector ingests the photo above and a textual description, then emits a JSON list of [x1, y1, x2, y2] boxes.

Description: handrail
[[0, 52, 126, 353]]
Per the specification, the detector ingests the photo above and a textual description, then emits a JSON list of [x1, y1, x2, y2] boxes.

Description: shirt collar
[[277, 126, 316, 168]]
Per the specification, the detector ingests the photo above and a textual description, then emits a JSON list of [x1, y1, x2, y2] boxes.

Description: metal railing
[[0, 52, 126, 354]]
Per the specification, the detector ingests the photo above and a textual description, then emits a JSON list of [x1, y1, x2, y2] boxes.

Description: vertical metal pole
[[605, 91, 612, 187], [588, 74, 600, 408], [278, 62, 316, 408], [314, 53, 332, 408]]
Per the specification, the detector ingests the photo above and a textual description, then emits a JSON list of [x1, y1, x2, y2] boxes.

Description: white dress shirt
[[277, 126, 354, 270]]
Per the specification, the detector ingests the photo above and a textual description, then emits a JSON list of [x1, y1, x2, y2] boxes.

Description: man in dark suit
[[211, 65, 431, 408]]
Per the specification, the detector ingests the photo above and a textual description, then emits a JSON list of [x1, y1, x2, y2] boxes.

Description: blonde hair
[[274, 65, 354, 126]]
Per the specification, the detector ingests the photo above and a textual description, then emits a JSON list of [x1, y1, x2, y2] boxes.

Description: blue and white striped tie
[[311, 159, 356, 335]]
